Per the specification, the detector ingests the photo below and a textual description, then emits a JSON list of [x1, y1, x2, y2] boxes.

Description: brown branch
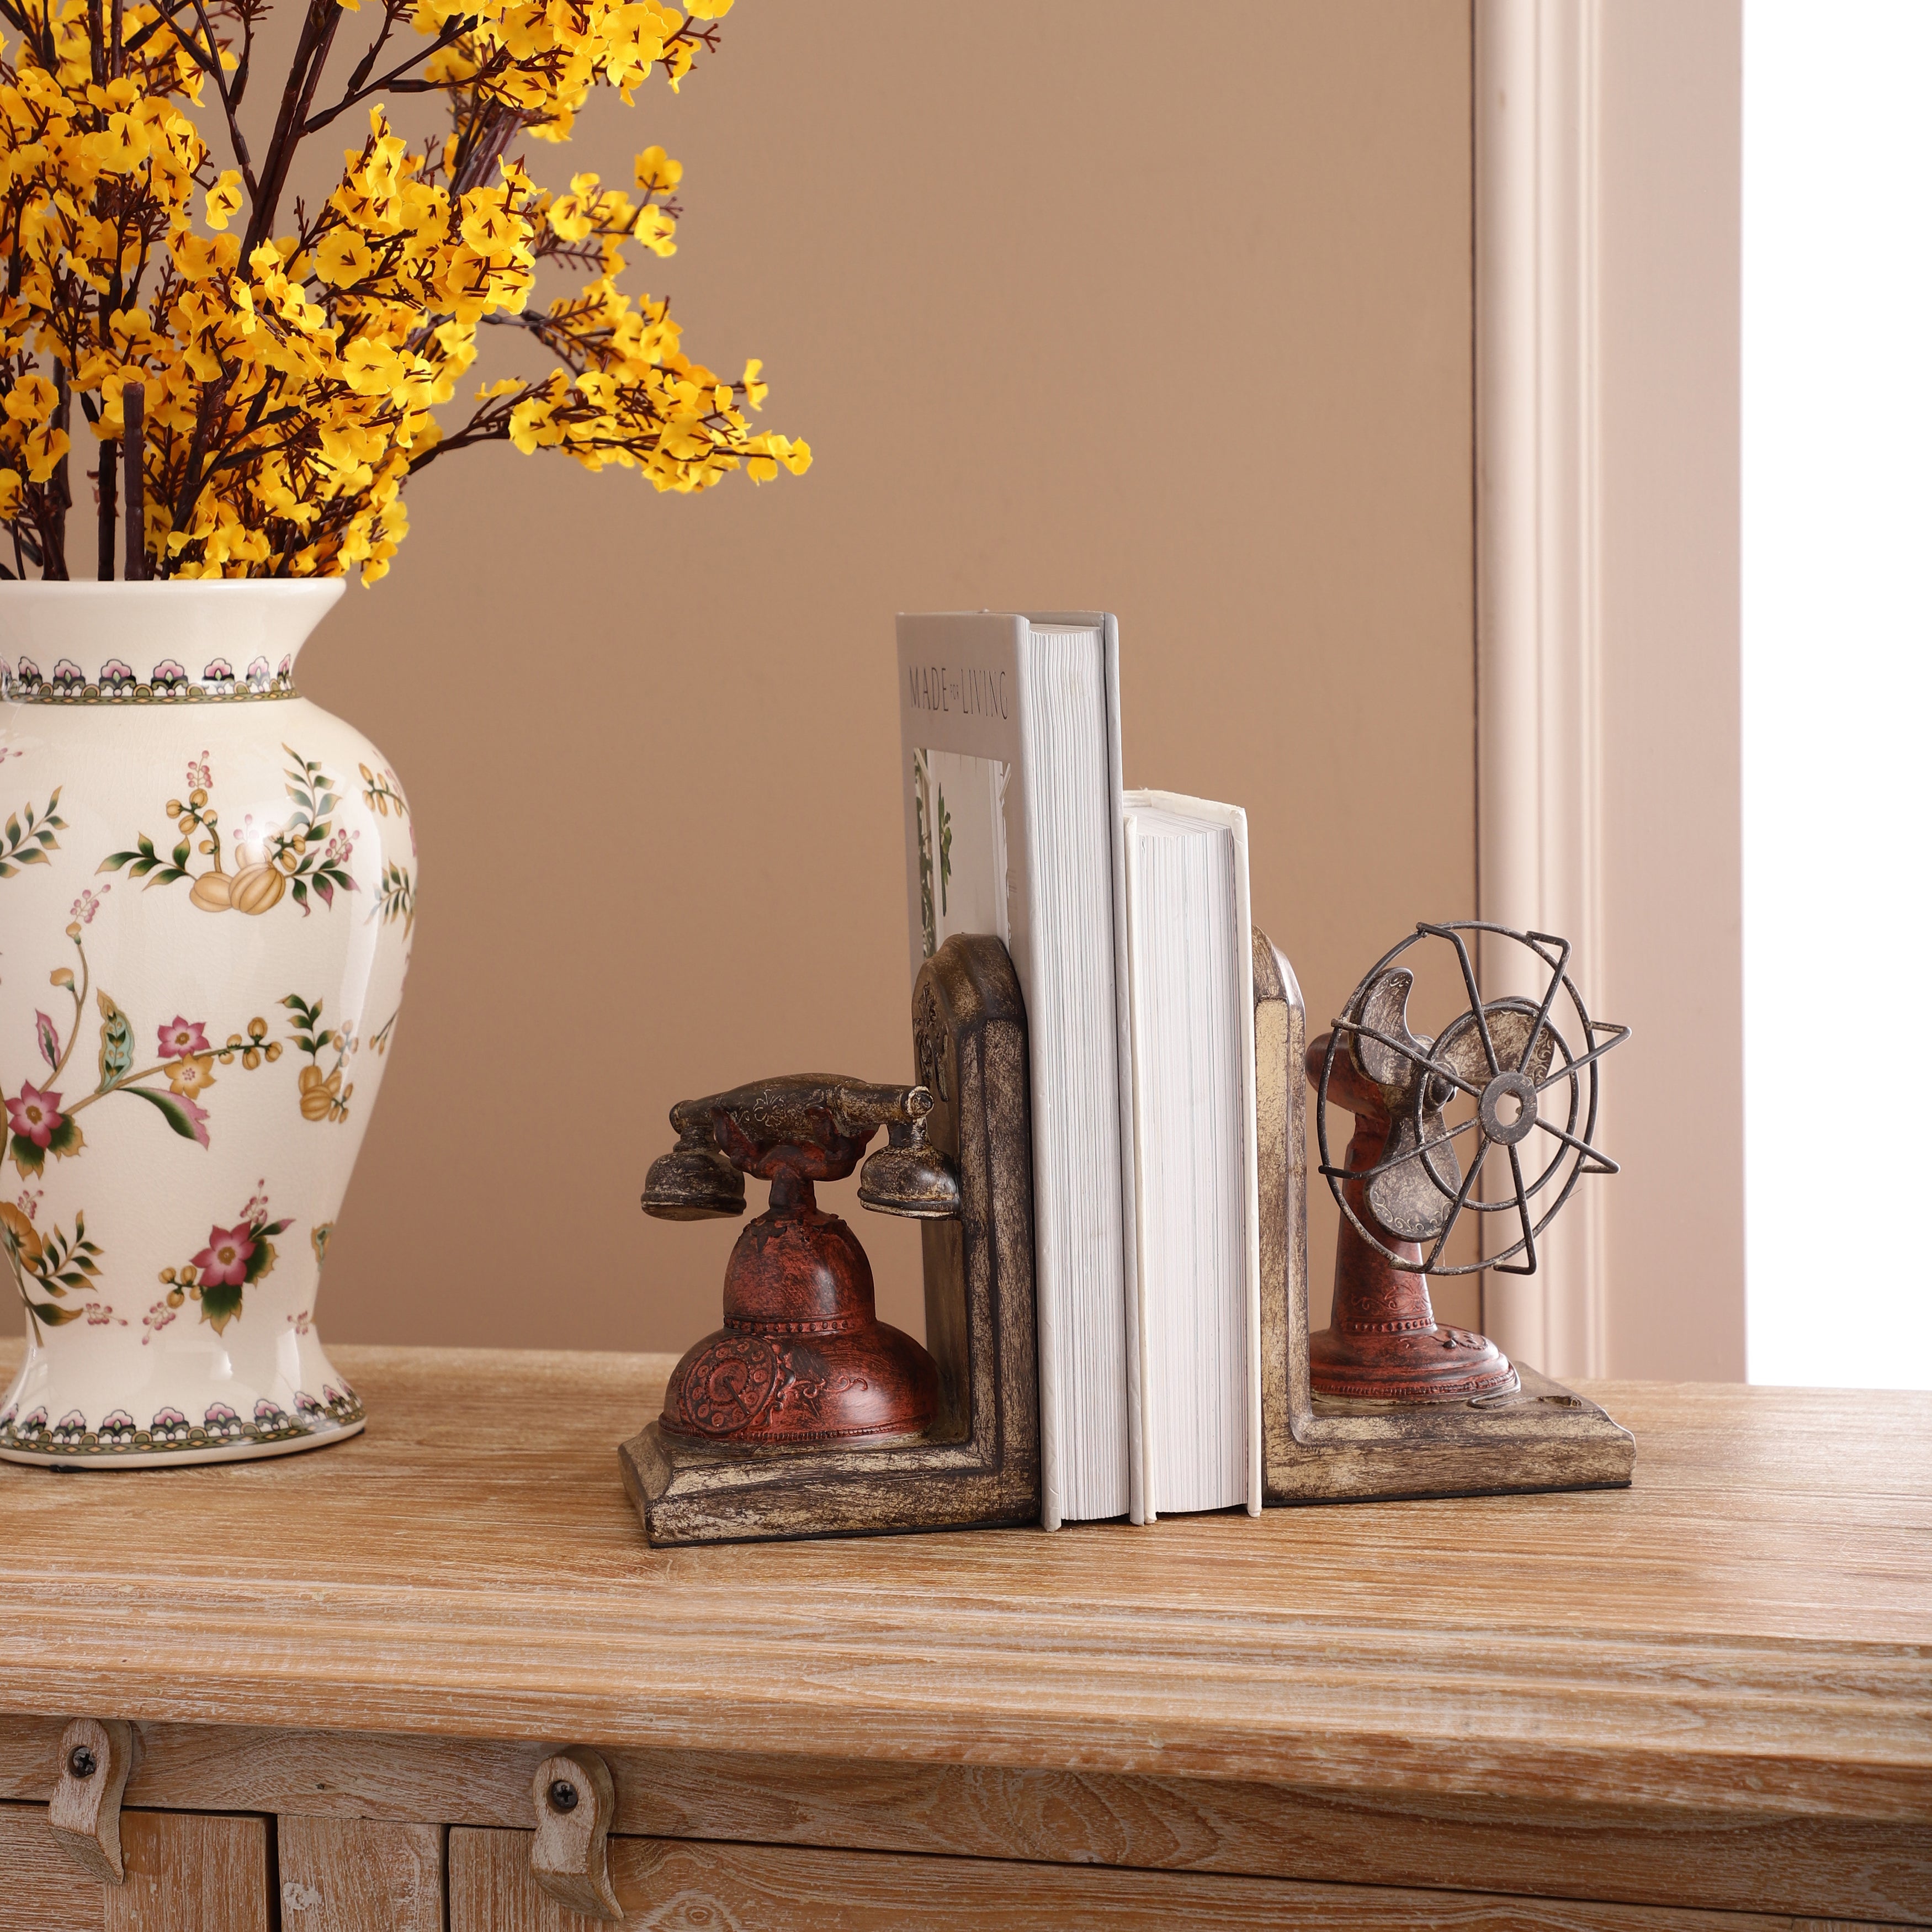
[[122, 382, 144, 580], [183, 0, 257, 195], [97, 440, 118, 577], [121, 0, 198, 61], [302, 29, 469, 139], [166, 378, 216, 556], [242, 0, 342, 260]]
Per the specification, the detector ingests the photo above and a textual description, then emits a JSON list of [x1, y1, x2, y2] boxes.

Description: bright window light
[[1743, 0, 1932, 1386]]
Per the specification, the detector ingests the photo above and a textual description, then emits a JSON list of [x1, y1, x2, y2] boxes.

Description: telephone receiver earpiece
[[640, 1114, 746, 1220], [857, 1115, 962, 1219]]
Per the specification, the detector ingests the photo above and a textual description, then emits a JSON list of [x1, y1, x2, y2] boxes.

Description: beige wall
[[17, 5, 1480, 1354]]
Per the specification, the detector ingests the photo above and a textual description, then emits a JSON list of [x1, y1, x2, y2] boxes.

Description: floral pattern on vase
[[0, 581, 408, 1467]]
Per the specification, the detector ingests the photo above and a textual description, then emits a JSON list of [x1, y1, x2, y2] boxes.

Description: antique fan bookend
[[620, 935, 1040, 1547], [1254, 922, 1636, 1506]]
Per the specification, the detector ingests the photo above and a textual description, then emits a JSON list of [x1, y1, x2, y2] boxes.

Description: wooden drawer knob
[[530, 1745, 622, 1921], [49, 1716, 140, 1883]]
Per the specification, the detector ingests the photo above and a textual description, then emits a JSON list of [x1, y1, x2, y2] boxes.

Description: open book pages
[[1122, 792, 1262, 1517], [898, 612, 1138, 1527]]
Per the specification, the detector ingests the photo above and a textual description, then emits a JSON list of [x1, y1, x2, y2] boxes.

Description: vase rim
[[0, 577, 346, 707]]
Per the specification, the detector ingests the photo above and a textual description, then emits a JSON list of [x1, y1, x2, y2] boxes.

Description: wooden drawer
[[0, 1802, 270, 1931], [445, 1827, 1901, 1930]]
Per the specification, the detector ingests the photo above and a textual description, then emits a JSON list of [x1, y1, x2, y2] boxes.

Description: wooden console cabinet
[[1, 1343, 1926, 1928]]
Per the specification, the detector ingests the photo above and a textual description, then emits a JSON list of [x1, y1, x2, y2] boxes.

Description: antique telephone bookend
[[620, 933, 1039, 1546], [1256, 921, 1637, 1505]]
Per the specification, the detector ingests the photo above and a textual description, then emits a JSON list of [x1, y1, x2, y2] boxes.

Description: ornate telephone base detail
[[659, 1177, 937, 1446]]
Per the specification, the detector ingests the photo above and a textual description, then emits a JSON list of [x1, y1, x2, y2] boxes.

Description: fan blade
[[1366, 1107, 1461, 1240], [1436, 999, 1559, 1091], [1351, 968, 1434, 1098]]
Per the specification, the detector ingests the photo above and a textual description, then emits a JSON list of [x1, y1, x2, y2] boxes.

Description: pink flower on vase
[[157, 1017, 211, 1059], [70, 886, 109, 924], [192, 1223, 255, 1286], [6, 1082, 63, 1149]]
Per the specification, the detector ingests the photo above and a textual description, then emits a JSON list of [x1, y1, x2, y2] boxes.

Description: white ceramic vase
[[0, 581, 412, 1466]]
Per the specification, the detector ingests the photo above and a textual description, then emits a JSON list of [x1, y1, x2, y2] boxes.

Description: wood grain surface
[[0, 1802, 272, 1932], [1, 1342, 1927, 1916], [0, 1726, 1922, 1920], [446, 1827, 1898, 1931], [0, 1800, 103, 1931], [275, 1816, 443, 1931], [103, 1809, 270, 1931]]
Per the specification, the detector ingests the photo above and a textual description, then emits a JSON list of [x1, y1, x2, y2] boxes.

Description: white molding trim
[[1474, 0, 1608, 1380]]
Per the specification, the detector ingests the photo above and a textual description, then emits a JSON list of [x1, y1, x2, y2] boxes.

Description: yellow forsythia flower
[[0, 0, 803, 582]]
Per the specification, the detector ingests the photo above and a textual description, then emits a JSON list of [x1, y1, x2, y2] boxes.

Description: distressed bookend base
[[1252, 930, 1635, 1505], [621, 935, 1041, 1546]]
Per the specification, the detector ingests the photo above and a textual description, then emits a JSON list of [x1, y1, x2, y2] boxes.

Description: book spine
[[1102, 617, 1146, 1527], [1009, 630, 1063, 1532]]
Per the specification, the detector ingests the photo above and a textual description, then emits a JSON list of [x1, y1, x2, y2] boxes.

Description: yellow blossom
[[0, 0, 803, 583], [204, 170, 242, 231], [314, 229, 375, 288]]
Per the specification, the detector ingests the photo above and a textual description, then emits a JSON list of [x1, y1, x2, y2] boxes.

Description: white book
[[897, 611, 1140, 1528], [1121, 791, 1261, 1519]]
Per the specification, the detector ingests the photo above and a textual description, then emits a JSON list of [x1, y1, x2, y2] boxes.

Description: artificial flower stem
[[243, 0, 342, 261], [97, 431, 116, 581], [122, 384, 144, 581]]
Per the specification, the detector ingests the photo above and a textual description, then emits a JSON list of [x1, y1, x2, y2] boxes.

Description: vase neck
[[0, 581, 343, 707]]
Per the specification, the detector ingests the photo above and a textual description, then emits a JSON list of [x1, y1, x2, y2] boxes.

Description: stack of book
[[898, 611, 1261, 1528]]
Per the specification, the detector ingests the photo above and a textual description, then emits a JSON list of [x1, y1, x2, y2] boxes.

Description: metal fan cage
[[1315, 922, 1628, 1277]]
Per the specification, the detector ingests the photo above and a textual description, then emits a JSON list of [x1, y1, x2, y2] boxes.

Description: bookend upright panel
[[620, 934, 1041, 1546], [1251, 930, 1634, 1503]]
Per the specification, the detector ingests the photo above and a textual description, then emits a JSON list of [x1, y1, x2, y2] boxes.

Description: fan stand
[[1309, 1035, 1519, 1402]]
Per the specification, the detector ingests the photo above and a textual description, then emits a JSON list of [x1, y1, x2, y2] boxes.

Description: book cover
[[896, 612, 1140, 1527]]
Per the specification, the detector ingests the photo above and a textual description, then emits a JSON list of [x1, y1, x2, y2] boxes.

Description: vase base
[[0, 1416, 364, 1469]]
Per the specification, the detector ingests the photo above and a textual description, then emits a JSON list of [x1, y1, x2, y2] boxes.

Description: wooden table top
[[0, 1341, 1926, 1827]]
